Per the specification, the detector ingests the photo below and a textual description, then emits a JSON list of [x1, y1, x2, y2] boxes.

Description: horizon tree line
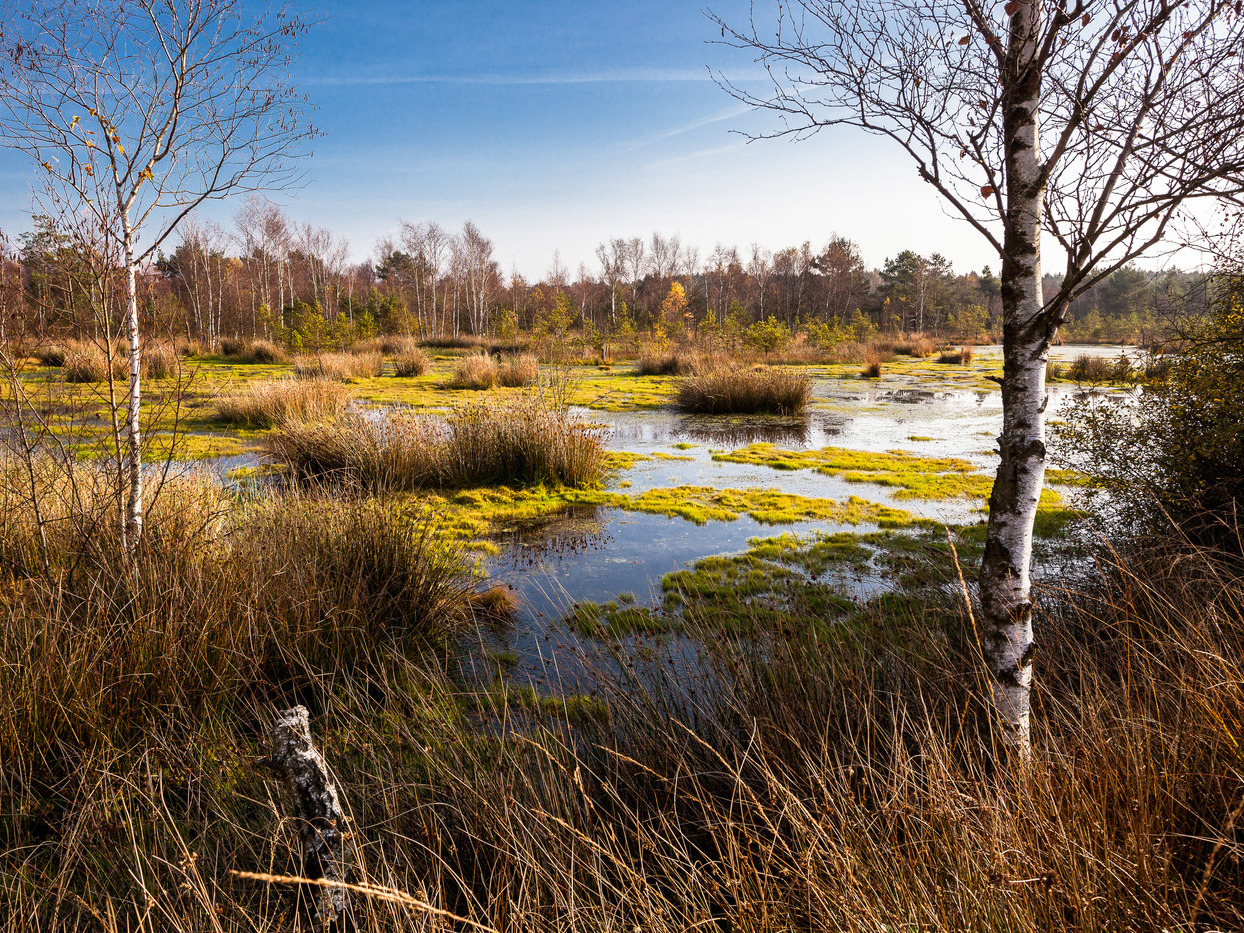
[[0, 204, 1207, 349]]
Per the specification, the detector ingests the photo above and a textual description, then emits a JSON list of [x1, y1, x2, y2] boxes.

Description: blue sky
[[0, 0, 995, 278]]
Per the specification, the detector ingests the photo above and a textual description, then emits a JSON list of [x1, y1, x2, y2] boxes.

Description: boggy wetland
[[28, 342, 1105, 692], [5, 331, 1243, 932]]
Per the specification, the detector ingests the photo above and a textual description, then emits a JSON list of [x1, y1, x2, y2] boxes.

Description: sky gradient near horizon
[[0, 0, 1002, 279]]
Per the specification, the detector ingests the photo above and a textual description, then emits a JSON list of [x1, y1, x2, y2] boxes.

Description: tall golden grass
[[294, 351, 384, 381], [268, 393, 606, 491], [2, 520, 1241, 930], [215, 377, 352, 427], [449, 351, 500, 389], [218, 337, 289, 364], [393, 347, 433, 377], [676, 365, 811, 414]]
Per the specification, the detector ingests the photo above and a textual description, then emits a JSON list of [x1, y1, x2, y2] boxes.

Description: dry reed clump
[[218, 337, 289, 364], [634, 349, 685, 376], [635, 348, 734, 376], [936, 345, 974, 364], [32, 342, 71, 367], [861, 351, 884, 378], [1067, 352, 1135, 383], [268, 394, 606, 491], [10, 529, 1242, 932], [215, 377, 352, 427], [294, 351, 383, 381], [894, 336, 935, 357], [497, 353, 538, 387], [62, 344, 128, 383], [449, 351, 500, 389], [421, 333, 493, 350], [353, 334, 423, 356], [0, 463, 474, 770], [676, 365, 811, 415], [60, 340, 183, 382], [142, 341, 181, 379], [392, 347, 432, 377]]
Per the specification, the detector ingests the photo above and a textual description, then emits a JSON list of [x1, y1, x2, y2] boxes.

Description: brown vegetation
[[219, 337, 289, 365], [268, 393, 606, 491], [294, 351, 383, 381], [215, 377, 352, 428], [936, 345, 974, 364], [392, 347, 432, 377], [449, 351, 500, 389], [497, 353, 539, 387], [676, 365, 811, 415]]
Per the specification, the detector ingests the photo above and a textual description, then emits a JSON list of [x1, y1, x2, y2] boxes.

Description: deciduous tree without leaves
[[0, 0, 317, 553], [713, 0, 1244, 758]]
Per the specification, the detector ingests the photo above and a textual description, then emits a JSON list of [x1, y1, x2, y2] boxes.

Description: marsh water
[[461, 345, 1130, 692]]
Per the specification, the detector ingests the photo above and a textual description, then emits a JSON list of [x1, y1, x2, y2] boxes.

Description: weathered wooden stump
[[263, 705, 355, 932]]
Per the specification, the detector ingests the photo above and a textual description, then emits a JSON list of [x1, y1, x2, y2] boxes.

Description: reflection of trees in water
[[870, 389, 943, 404], [493, 505, 612, 568], [675, 414, 822, 446]]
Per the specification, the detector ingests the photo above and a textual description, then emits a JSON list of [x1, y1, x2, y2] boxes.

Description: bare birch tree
[[713, 0, 1244, 758], [0, 0, 316, 552]]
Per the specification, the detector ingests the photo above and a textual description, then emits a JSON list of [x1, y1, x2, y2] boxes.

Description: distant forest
[[1, 197, 1209, 348]]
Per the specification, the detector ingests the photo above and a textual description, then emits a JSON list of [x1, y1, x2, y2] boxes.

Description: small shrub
[[216, 377, 352, 427], [676, 366, 811, 415], [498, 353, 538, 387], [449, 352, 499, 389], [862, 352, 883, 378], [393, 347, 432, 377]]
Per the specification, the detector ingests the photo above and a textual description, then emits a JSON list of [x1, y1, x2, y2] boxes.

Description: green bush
[[1055, 277, 1244, 549]]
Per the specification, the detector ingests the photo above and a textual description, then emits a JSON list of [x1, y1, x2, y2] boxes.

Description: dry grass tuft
[[862, 351, 883, 378], [497, 353, 538, 387], [894, 337, 936, 357], [449, 352, 500, 389], [269, 392, 605, 491], [294, 351, 383, 381], [392, 348, 432, 377], [62, 344, 127, 383], [219, 337, 288, 364], [676, 365, 811, 414], [216, 377, 352, 427], [936, 345, 974, 365]]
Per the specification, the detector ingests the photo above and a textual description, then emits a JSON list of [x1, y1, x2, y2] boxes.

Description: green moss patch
[[713, 443, 995, 500]]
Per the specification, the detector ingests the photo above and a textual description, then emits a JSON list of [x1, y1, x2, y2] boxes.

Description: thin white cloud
[[306, 67, 730, 87], [622, 105, 755, 152], [643, 141, 746, 170]]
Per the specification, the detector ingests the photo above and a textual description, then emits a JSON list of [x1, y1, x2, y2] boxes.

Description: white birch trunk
[[980, 0, 1049, 761], [122, 220, 143, 553]]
